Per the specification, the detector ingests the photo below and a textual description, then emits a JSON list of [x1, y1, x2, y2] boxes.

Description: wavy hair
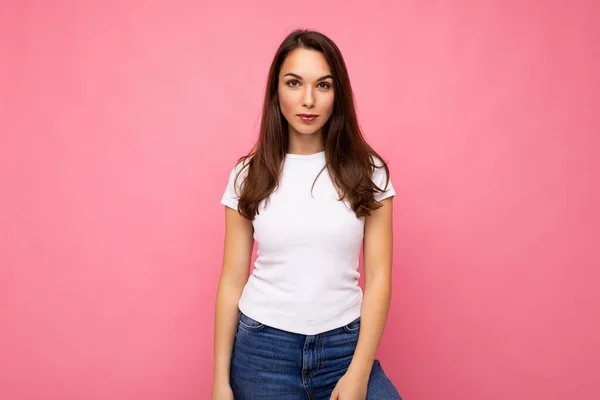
[[234, 29, 390, 220]]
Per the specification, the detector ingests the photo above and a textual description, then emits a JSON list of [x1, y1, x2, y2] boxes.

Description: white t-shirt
[[220, 151, 395, 335]]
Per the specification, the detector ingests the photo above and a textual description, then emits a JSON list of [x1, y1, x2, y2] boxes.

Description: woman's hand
[[211, 382, 234, 400], [330, 370, 369, 399]]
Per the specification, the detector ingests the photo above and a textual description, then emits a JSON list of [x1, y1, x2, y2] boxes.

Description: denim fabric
[[230, 312, 402, 399]]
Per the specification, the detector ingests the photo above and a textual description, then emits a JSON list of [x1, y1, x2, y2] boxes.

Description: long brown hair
[[234, 29, 391, 220]]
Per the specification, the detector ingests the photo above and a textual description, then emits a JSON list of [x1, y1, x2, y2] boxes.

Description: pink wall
[[1, 1, 598, 399]]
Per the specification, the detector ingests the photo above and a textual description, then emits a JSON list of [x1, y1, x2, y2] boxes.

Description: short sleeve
[[220, 160, 248, 211], [372, 156, 396, 202]]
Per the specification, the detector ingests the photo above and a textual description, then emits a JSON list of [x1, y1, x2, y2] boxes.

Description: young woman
[[212, 29, 402, 400]]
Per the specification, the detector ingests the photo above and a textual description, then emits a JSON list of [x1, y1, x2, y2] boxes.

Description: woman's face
[[278, 48, 335, 137]]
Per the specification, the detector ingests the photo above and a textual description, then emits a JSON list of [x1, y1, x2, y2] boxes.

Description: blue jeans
[[230, 312, 402, 399]]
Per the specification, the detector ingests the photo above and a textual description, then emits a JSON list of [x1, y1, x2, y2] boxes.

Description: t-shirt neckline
[[285, 151, 325, 160]]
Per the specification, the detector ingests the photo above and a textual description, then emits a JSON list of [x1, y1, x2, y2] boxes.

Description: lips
[[297, 114, 318, 122]]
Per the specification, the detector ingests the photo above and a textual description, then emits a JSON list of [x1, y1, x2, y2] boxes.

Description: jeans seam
[[238, 321, 265, 331], [302, 337, 313, 399], [238, 312, 265, 331], [316, 334, 323, 371]]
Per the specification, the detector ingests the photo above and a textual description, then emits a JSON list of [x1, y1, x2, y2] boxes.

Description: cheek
[[322, 94, 335, 115], [278, 90, 295, 115]]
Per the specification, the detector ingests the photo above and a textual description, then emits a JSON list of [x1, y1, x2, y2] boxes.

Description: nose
[[302, 87, 315, 108]]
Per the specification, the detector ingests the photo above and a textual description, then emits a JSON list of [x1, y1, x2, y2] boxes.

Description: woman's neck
[[287, 130, 324, 155]]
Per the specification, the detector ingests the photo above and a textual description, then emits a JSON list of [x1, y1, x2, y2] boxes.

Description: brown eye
[[318, 82, 331, 89], [287, 80, 300, 87]]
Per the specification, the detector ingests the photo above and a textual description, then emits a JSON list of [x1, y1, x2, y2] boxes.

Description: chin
[[292, 124, 322, 135]]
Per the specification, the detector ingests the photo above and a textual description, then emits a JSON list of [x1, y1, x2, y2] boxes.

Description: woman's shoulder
[[369, 154, 386, 168], [368, 153, 390, 177], [222, 155, 253, 209], [227, 155, 253, 175], [368, 153, 394, 199]]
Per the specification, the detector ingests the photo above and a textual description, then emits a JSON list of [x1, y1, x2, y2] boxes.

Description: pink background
[[1, 1, 598, 399]]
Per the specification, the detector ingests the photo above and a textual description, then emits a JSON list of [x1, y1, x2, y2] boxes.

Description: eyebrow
[[283, 72, 333, 82]]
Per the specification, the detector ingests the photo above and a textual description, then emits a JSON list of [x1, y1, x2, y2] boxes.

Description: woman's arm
[[212, 207, 254, 390], [349, 197, 394, 378]]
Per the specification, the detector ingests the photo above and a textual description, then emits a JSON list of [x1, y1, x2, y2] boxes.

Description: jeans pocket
[[343, 317, 361, 333], [238, 312, 266, 332]]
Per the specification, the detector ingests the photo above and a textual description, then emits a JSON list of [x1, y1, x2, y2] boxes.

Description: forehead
[[280, 48, 332, 78]]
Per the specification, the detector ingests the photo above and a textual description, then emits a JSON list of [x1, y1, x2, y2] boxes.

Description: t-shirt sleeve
[[372, 156, 396, 202], [220, 161, 246, 211]]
